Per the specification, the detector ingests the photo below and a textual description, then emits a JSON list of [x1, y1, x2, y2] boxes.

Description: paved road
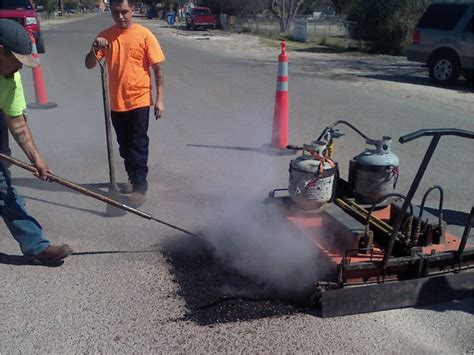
[[0, 14, 472, 353]]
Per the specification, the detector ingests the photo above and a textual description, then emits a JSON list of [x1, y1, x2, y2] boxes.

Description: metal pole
[[457, 206, 474, 257]]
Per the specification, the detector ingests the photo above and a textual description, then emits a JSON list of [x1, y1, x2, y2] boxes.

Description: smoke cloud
[[201, 199, 331, 297]]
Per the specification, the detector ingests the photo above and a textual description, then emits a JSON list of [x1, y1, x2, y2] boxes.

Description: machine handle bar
[[384, 127, 474, 269], [399, 128, 474, 144]]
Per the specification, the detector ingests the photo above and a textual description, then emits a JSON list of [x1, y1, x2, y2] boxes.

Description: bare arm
[[151, 62, 164, 119], [5, 114, 50, 179]]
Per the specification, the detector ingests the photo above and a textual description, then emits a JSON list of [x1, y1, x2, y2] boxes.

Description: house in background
[[312, 4, 335, 19]]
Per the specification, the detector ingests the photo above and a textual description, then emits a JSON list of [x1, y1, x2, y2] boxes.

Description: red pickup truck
[[185, 7, 216, 30], [0, 0, 45, 52]]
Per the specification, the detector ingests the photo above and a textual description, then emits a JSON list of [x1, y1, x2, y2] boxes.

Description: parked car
[[185, 7, 216, 30], [0, 0, 45, 53], [406, 2, 473, 85]]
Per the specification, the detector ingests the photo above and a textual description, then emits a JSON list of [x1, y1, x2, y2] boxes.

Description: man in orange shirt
[[85, 0, 165, 207]]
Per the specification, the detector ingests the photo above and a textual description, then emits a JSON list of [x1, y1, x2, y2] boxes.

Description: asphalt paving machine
[[264, 123, 474, 317]]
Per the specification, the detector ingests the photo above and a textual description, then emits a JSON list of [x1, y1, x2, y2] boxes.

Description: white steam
[[202, 200, 329, 295]]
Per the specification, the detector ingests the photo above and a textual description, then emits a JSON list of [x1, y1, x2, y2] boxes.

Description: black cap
[[0, 19, 39, 67]]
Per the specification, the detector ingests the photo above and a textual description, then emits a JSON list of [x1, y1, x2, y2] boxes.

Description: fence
[[225, 15, 363, 49]]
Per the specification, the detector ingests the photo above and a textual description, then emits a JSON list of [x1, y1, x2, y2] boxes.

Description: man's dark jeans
[[111, 107, 150, 193]]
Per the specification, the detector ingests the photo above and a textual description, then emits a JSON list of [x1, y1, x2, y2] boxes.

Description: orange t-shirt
[[96, 24, 165, 112]]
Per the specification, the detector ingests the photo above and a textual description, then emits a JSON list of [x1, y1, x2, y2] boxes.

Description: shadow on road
[[12, 177, 111, 193], [361, 74, 473, 93], [187, 144, 296, 156], [163, 235, 304, 326], [294, 45, 357, 54], [0, 250, 158, 266], [0, 253, 64, 267], [424, 208, 471, 227], [11, 177, 133, 218], [415, 274, 474, 315], [416, 298, 474, 315], [21, 194, 116, 218], [71, 250, 159, 256]]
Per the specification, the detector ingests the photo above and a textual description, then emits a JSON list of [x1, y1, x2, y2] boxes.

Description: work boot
[[127, 191, 146, 208], [31, 244, 73, 265], [119, 181, 133, 194]]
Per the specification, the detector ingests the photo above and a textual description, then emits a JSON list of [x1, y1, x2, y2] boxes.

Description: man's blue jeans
[[0, 164, 49, 256], [111, 107, 150, 193]]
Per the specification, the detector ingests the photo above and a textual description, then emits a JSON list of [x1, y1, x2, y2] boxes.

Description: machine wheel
[[428, 51, 460, 85]]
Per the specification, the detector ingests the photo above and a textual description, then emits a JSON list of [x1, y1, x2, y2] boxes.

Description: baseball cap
[[0, 19, 39, 67]]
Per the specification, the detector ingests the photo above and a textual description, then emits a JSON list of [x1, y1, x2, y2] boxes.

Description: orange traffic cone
[[271, 40, 289, 148], [27, 32, 57, 109], [261, 40, 294, 156]]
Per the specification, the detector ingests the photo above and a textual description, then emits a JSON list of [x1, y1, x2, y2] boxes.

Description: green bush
[[345, 0, 430, 55]]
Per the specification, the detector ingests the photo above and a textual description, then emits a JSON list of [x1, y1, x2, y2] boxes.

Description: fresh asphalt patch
[[162, 235, 309, 326]]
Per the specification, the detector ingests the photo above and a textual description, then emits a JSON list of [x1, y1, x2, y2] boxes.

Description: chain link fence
[[223, 14, 364, 50]]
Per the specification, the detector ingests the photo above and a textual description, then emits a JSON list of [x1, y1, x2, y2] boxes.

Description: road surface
[[0, 14, 472, 353]]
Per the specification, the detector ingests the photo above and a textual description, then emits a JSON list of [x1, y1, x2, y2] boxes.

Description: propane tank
[[348, 136, 399, 204], [289, 141, 337, 210]]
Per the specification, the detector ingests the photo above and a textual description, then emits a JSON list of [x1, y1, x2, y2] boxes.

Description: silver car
[[406, 2, 473, 85]]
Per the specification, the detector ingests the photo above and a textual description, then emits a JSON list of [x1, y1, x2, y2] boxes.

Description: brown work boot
[[31, 244, 73, 265], [127, 191, 146, 208], [119, 181, 133, 194]]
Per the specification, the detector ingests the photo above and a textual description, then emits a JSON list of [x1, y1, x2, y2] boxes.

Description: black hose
[[330, 120, 370, 140], [419, 185, 444, 224]]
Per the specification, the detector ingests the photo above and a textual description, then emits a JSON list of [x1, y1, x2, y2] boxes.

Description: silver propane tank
[[289, 141, 337, 210], [348, 136, 399, 204]]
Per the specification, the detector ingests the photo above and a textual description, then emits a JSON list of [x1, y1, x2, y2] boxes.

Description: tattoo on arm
[[6, 115, 40, 163], [15, 129, 27, 145]]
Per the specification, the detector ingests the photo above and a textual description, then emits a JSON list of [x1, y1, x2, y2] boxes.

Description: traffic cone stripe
[[276, 81, 288, 91], [277, 62, 288, 77]]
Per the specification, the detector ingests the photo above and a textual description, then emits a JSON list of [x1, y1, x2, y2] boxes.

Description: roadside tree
[[271, 0, 306, 35], [335, 0, 430, 54]]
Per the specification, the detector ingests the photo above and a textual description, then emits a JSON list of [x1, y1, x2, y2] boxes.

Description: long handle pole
[[99, 60, 117, 187], [0, 154, 201, 238], [0, 153, 149, 217]]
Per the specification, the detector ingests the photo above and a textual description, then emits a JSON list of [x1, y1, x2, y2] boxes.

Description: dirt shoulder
[[143, 19, 474, 117], [40, 13, 97, 30]]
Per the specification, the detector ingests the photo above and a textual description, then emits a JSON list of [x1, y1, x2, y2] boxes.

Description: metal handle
[[92, 46, 117, 188], [399, 128, 474, 144], [383, 127, 474, 268]]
